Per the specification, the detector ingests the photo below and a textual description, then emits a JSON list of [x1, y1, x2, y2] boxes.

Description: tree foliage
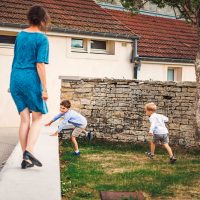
[[121, 0, 200, 27]]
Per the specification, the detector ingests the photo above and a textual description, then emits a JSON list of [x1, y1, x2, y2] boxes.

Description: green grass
[[60, 139, 200, 200]]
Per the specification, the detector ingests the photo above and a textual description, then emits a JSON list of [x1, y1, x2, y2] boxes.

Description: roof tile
[[0, 0, 136, 38], [107, 9, 198, 60]]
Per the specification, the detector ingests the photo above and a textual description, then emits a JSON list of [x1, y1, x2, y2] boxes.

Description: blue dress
[[10, 31, 49, 114]]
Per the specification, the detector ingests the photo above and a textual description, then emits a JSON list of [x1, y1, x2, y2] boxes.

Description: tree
[[95, 0, 120, 4], [121, 0, 200, 136]]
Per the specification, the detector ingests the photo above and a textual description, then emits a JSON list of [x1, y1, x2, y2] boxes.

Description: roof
[[0, 0, 137, 40], [107, 9, 198, 61]]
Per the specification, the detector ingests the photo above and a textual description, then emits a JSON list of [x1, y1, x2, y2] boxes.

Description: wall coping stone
[[60, 76, 197, 87]]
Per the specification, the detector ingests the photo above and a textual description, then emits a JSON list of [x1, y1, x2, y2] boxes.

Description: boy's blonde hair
[[145, 102, 157, 112]]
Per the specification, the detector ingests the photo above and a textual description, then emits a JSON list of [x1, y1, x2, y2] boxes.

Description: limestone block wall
[[61, 77, 199, 148]]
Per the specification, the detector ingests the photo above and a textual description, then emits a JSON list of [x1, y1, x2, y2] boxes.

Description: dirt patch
[[105, 167, 133, 174], [83, 153, 118, 162], [83, 152, 148, 163], [83, 153, 145, 174], [100, 191, 145, 200], [83, 153, 175, 175], [171, 183, 200, 200]]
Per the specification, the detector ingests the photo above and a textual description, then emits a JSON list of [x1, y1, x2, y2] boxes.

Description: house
[[0, 0, 137, 127], [104, 5, 197, 81], [0, 0, 197, 127]]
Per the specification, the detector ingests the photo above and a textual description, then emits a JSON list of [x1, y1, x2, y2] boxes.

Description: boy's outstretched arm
[[45, 120, 54, 126], [57, 114, 70, 133], [45, 113, 64, 126], [50, 113, 70, 136], [50, 131, 59, 136]]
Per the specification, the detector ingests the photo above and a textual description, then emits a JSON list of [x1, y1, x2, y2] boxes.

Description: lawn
[[60, 139, 200, 200]]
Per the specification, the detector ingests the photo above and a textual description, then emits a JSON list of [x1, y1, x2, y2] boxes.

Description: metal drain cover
[[100, 191, 145, 200]]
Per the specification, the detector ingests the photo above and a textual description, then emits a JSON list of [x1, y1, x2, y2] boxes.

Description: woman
[[10, 5, 50, 169]]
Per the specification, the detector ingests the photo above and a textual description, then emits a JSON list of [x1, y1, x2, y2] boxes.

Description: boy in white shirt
[[144, 102, 176, 164]]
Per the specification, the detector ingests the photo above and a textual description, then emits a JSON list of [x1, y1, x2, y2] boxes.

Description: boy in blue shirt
[[45, 100, 92, 155]]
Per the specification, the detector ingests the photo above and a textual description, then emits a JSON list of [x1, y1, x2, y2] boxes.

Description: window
[[70, 38, 115, 55], [167, 67, 182, 81], [167, 68, 175, 81], [91, 40, 107, 53], [0, 35, 16, 46], [71, 38, 87, 52], [71, 39, 83, 48]]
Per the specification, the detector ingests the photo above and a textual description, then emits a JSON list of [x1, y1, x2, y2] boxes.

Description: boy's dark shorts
[[153, 134, 169, 144]]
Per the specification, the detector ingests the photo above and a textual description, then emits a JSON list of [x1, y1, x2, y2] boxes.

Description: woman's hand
[[42, 91, 48, 101], [37, 63, 48, 101]]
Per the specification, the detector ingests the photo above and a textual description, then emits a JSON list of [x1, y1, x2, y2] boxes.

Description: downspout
[[131, 38, 141, 79]]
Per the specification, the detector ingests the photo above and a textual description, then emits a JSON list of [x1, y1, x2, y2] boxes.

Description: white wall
[[0, 47, 20, 127], [49, 36, 133, 78], [182, 66, 196, 81], [0, 28, 196, 127], [0, 31, 133, 127], [138, 62, 195, 81], [45, 36, 133, 126]]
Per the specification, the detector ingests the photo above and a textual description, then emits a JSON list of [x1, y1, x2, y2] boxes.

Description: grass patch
[[60, 139, 200, 200]]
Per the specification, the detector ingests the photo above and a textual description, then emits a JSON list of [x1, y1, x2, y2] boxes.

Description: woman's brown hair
[[27, 5, 50, 31]]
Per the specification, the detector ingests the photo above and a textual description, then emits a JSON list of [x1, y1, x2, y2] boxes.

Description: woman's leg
[[19, 108, 30, 152], [26, 111, 42, 153]]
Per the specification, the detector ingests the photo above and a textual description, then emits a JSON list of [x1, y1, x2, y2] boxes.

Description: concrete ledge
[[0, 127, 61, 200], [59, 76, 82, 81]]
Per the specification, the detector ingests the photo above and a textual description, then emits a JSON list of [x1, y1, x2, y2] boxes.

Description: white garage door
[[0, 42, 19, 127]]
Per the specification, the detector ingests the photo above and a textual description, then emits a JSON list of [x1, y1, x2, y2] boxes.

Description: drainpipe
[[131, 38, 141, 79]]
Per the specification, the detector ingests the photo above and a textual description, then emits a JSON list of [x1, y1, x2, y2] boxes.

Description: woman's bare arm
[[36, 63, 48, 101]]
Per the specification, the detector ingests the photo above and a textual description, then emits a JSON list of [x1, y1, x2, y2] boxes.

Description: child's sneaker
[[145, 152, 154, 160], [170, 156, 177, 164], [86, 131, 93, 141], [73, 151, 80, 156]]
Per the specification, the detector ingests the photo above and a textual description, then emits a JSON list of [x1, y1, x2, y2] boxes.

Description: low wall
[[60, 77, 200, 148]]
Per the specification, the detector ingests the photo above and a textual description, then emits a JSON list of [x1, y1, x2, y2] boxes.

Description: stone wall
[[61, 77, 199, 148]]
